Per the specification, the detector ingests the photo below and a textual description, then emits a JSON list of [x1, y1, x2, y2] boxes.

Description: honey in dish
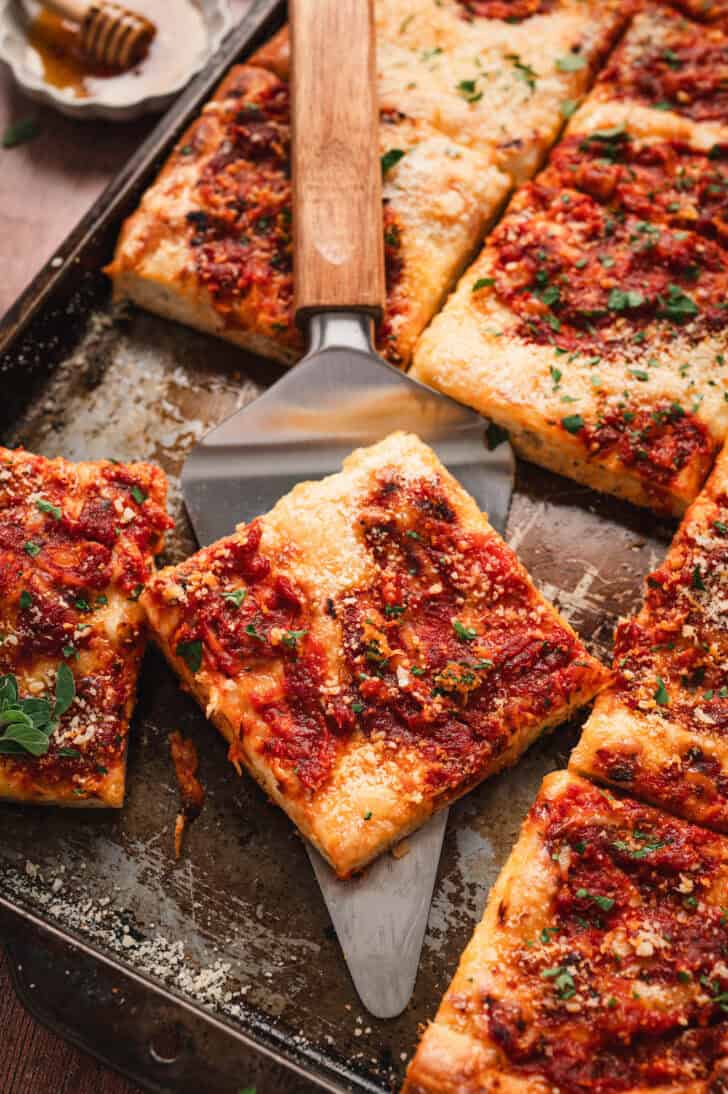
[[25, 0, 208, 103]]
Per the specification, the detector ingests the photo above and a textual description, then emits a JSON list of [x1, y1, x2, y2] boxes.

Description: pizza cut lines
[[412, 100, 728, 515], [404, 770, 728, 1094], [107, 64, 509, 370], [140, 432, 607, 878], [0, 446, 170, 807], [576, 5, 728, 144], [375, 0, 628, 183], [571, 443, 728, 833]]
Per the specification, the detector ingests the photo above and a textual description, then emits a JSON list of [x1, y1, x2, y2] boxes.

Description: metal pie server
[[181, 0, 514, 1018]]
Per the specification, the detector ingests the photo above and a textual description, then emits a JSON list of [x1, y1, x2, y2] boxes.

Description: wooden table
[[0, 5, 256, 1090]]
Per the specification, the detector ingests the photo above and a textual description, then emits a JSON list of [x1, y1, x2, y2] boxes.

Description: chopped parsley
[[176, 639, 203, 673], [222, 588, 247, 608], [658, 284, 698, 322], [654, 676, 670, 706], [505, 53, 537, 91], [691, 565, 706, 591], [561, 414, 584, 434], [575, 888, 615, 912], [19, 591, 32, 611], [282, 629, 307, 648], [541, 965, 576, 999], [452, 619, 477, 642], [131, 485, 147, 505], [456, 79, 482, 103], [556, 53, 586, 72], [472, 277, 495, 292], [23, 541, 41, 557], [381, 148, 405, 176], [36, 497, 61, 520], [608, 289, 644, 312]]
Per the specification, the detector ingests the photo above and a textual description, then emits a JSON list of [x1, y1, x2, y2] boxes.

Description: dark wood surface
[[0, 6, 245, 1091]]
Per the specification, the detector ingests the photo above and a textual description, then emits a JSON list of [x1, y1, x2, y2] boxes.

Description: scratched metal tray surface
[[0, 4, 675, 1091]]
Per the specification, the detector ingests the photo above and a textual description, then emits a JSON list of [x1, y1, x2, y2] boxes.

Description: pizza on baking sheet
[[411, 102, 728, 516], [107, 64, 509, 370], [254, 3, 628, 186], [404, 769, 728, 1094], [0, 447, 171, 807], [141, 432, 607, 878], [570, 443, 728, 833], [374, 0, 628, 184], [578, 5, 728, 140]]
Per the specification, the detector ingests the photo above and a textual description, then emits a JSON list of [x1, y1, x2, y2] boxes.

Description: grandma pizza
[[404, 770, 728, 1094], [571, 444, 728, 833], [0, 447, 170, 807], [141, 432, 607, 878], [412, 109, 728, 515], [107, 64, 508, 370], [253, 3, 628, 185], [580, 6, 728, 141], [375, 0, 627, 183]]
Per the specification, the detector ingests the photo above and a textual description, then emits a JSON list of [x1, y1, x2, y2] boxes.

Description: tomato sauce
[[479, 778, 728, 1092], [600, 9, 728, 124], [185, 70, 407, 363]]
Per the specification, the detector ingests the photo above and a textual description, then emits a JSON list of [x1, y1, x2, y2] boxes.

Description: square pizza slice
[[578, 5, 728, 142], [375, 0, 627, 185], [570, 443, 728, 833], [404, 770, 728, 1094], [412, 111, 728, 515], [141, 432, 607, 878], [0, 447, 171, 807], [107, 64, 508, 370], [248, 3, 628, 185]]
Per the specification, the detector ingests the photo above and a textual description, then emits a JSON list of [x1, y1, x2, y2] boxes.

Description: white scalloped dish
[[0, 0, 232, 120]]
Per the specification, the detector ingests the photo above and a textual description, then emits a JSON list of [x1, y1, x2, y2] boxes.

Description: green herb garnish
[[381, 148, 406, 176], [36, 498, 61, 520], [222, 588, 247, 608], [176, 639, 203, 673], [0, 664, 75, 758]]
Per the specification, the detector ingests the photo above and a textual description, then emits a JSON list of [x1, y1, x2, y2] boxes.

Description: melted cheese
[[142, 432, 607, 878]]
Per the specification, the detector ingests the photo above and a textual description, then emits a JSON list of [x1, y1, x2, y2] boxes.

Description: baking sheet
[[0, 297, 674, 1093], [0, 1, 676, 1086]]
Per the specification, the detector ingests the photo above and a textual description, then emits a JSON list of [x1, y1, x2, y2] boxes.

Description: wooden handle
[[291, 0, 385, 323]]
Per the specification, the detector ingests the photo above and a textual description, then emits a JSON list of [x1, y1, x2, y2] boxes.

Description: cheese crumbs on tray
[[141, 431, 607, 878], [0, 446, 171, 807]]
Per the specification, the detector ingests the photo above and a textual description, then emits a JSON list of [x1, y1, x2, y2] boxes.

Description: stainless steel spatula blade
[[180, 0, 515, 1019]]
